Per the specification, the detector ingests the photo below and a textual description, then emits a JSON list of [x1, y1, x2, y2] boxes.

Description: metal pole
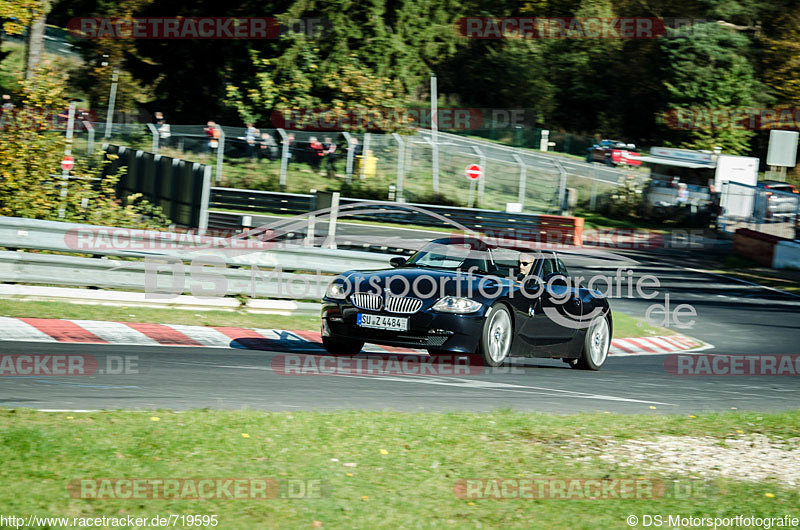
[[277, 128, 289, 188], [513, 154, 526, 207], [468, 179, 476, 208], [327, 191, 340, 249], [342, 131, 354, 183], [305, 213, 316, 247], [392, 132, 405, 201], [590, 177, 598, 211], [554, 159, 567, 214], [59, 102, 77, 219], [198, 165, 211, 235], [360, 133, 371, 180], [215, 127, 225, 182], [84, 121, 94, 154], [431, 73, 439, 193], [471, 145, 486, 206], [104, 68, 119, 139], [146, 122, 159, 153]]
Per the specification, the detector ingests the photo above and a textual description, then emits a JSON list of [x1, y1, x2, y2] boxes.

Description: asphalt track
[[2, 243, 799, 414]]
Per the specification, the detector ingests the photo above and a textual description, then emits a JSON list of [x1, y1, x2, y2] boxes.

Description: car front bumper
[[321, 299, 485, 353]]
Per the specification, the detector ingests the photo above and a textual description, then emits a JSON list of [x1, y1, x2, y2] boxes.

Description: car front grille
[[384, 296, 423, 314], [350, 293, 383, 311]]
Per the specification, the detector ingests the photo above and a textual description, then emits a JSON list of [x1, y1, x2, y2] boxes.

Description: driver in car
[[517, 253, 535, 281]]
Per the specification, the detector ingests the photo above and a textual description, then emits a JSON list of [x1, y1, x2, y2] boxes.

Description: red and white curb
[[0, 317, 711, 356], [609, 335, 712, 355]]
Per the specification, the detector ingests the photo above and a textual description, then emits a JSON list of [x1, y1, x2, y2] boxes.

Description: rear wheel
[[572, 316, 610, 370], [479, 304, 512, 367], [322, 337, 364, 355]]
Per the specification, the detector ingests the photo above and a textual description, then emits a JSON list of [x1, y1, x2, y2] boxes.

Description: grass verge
[[1, 299, 678, 339], [710, 255, 800, 294], [1, 408, 797, 529], [0, 299, 319, 330]]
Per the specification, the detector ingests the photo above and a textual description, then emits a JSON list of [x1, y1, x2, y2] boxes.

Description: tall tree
[[660, 22, 762, 154]]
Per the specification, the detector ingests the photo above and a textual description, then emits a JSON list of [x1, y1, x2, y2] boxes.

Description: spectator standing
[[259, 132, 278, 161], [322, 136, 338, 177], [0, 94, 13, 128], [204, 121, 220, 154], [309, 136, 323, 171], [154, 112, 171, 147], [245, 122, 259, 159]]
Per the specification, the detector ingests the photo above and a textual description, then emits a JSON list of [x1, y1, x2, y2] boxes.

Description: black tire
[[322, 337, 364, 355], [478, 304, 513, 367], [571, 316, 610, 370]]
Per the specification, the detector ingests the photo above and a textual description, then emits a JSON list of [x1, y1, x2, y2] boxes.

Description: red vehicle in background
[[586, 139, 642, 167]]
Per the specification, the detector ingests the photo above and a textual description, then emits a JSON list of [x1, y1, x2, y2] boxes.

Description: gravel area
[[578, 434, 800, 487]]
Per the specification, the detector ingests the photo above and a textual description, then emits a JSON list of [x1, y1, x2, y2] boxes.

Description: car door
[[528, 258, 581, 353]]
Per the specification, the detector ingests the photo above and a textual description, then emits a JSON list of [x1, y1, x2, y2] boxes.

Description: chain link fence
[[68, 121, 643, 215]]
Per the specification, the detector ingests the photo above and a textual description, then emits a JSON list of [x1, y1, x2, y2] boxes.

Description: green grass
[[0, 299, 319, 330], [0, 299, 677, 339], [1, 408, 798, 529], [707, 255, 800, 294], [611, 311, 676, 337]]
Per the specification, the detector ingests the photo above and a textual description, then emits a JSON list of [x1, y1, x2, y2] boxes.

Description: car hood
[[339, 267, 514, 300]]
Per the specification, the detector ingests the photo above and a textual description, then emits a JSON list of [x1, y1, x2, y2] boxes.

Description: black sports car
[[321, 237, 612, 370]]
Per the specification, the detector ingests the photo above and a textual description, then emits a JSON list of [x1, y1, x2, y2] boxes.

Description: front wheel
[[479, 304, 513, 367], [572, 316, 610, 370], [322, 337, 364, 355]]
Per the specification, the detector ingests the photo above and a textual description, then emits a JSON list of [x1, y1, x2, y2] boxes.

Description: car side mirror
[[543, 272, 569, 287], [389, 257, 406, 268]]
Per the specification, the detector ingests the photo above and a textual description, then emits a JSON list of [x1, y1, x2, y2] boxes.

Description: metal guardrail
[[0, 250, 328, 299], [209, 189, 584, 245], [0, 216, 399, 296]]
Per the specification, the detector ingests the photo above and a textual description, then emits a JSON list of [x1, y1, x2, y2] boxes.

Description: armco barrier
[[104, 144, 212, 228], [209, 189, 584, 246], [773, 240, 800, 270], [732, 228, 790, 268], [0, 216, 396, 274]]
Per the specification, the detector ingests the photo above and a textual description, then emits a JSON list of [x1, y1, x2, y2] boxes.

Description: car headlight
[[432, 296, 482, 314], [325, 281, 348, 300]]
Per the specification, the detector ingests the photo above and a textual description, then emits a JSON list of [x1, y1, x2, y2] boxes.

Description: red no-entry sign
[[465, 164, 482, 180], [61, 156, 74, 171]]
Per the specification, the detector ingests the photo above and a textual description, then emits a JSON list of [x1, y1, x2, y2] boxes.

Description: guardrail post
[[326, 191, 340, 249], [277, 128, 289, 189], [84, 121, 95, 155], [392, 133, 405, 201], [146, 122, 159, 153], [198, 165, 211, 235], [513, 154, 526, 208], [553, 159, 567, 214], [342, 132, 354, 183], [215, 127, 225, 183], [59, 102, 77, 219], [431, 137, 440, 194], [360, 133, 371, 180], [305, 213, 316, 247], [471, 145, 486, 206]]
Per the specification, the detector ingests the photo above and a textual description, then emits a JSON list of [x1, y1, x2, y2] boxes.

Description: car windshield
[[404, 240, 497, 272]]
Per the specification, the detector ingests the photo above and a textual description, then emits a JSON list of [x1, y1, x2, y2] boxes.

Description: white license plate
[[357, 313, 408, 331]]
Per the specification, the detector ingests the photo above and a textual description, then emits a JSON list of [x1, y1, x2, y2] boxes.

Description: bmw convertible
[[321, 237, 612, 370]]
